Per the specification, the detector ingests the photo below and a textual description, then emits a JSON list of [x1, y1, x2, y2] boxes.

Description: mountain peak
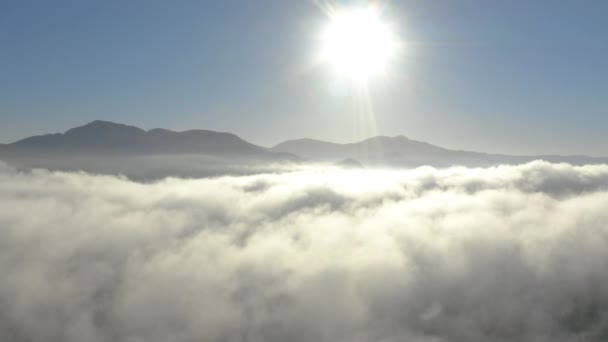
[[5, 120, 287, 160], [89, 120, 117, 125], [65, 120, 145, 136]]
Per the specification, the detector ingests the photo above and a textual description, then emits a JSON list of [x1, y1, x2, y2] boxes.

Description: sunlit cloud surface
[[1, 161, 608, 341]]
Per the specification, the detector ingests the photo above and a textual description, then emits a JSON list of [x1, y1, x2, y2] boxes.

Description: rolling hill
[[0, 121, 297, 179], [270, 135, 608, 167]]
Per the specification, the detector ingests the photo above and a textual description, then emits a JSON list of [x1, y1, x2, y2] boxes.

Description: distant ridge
[[271, 136, 608, 167], [1, 121, 607, 179], [8, 120, 285, 158], [0, 121, 299, 179]]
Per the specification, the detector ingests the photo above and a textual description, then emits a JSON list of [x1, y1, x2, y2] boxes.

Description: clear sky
[[1, 0, 607, 155]]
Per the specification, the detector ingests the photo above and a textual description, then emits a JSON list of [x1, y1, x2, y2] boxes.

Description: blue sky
[[1, 0, 606, 155]]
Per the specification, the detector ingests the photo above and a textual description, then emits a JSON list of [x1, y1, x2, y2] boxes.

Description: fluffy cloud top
[[1, 161, 608, 341]]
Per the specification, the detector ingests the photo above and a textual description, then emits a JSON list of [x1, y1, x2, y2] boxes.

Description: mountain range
[[4, 120, 290, 159], [270, 136, 608, 167], [1, 120, 606, 178]]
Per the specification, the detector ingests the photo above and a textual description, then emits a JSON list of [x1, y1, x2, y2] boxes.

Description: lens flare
[[320, 5, 399, 82]]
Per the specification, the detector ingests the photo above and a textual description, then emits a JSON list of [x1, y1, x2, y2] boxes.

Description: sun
[[320, 5, 399, 83]]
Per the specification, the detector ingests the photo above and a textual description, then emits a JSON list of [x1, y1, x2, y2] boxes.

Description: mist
[[1, 161, 608, 341]]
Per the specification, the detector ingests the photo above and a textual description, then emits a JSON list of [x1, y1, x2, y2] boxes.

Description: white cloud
[[1, 161, 608, 341]]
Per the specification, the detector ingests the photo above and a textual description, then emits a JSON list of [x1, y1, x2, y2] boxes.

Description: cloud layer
[[1, 161, 608, 341]]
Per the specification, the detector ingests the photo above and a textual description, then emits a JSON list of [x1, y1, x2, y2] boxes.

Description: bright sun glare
[[320, 5, 399, 82]]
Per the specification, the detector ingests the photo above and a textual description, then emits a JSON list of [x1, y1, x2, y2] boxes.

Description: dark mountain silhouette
[[271, 135, 608, 167], [8, 120, 283, 158], [0, 121, 298, 179]]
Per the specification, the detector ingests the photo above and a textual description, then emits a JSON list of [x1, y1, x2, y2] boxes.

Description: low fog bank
[[1, 161, 608, 341], [0, 154, 304, 180]]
